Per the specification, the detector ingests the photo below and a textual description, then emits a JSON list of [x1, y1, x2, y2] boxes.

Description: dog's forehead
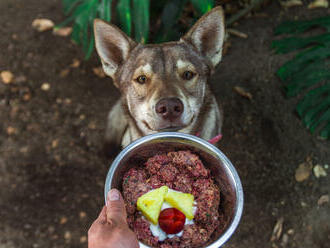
[[130, 43, 206, 73]]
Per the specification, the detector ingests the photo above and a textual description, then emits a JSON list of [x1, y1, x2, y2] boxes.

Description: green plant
[[58, 0, 214, 59], [272, 16, 330, 139]]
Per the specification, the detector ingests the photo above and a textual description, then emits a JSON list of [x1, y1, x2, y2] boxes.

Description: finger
[[88, 206, 107, 237], [106, 188, 127, 225], [96, 206, 107, 224]]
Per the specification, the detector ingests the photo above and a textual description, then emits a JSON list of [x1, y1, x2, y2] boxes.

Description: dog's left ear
[[182, 6, 225, 68], [94, 19, 137, 82]]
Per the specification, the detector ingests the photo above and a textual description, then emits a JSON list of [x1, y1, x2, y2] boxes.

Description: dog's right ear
[[94, 19, 136, 83]]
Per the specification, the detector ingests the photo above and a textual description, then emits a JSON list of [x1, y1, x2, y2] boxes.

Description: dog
[[94, 6, 225, 156]]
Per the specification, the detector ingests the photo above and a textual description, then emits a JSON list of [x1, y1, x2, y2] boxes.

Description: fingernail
[[108, 189, 120, 201]]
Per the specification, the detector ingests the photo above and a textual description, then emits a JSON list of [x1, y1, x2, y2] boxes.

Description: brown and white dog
[[94, 6, 225, 156]]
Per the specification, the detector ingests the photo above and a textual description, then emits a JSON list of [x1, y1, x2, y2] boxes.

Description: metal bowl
[[104, 132, 243, 248]]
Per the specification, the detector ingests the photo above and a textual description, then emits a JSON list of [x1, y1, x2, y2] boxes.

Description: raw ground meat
[[122, 168, 153, 214], [122, 150, 222, 248]]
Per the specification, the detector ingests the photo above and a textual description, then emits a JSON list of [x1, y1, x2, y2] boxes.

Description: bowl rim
[[104, 132, 244, 248]]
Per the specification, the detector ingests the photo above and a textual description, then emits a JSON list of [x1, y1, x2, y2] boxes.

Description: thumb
[[106, 189, 127, 226]]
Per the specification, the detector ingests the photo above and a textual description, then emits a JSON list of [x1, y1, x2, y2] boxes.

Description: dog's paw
[[103, 141, 122, 158]]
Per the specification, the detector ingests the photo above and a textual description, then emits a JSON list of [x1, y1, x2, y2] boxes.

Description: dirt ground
[[0, 0, 329, 247]]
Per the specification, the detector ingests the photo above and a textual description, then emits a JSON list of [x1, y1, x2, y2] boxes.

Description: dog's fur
[[94, 7, 225, 155]]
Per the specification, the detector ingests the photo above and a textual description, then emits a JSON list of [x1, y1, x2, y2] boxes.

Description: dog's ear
[[182, 6, 225, 68], [94, 19, 136, 81]]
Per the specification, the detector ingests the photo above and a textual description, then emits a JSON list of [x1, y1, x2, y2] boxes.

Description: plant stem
[[226, 0, 267, 27]]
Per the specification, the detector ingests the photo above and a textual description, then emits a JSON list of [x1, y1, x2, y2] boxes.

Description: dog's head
[[94, 7, 225, 134]]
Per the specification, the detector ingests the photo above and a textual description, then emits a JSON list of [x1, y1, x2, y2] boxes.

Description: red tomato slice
[[158, 208, 186, 234]]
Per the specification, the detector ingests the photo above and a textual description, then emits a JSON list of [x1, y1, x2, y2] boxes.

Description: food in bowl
[[122, 150, 221, 248]]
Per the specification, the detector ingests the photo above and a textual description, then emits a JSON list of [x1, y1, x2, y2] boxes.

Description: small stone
[[92, 67, 106, 78], [52, 139, 59, 148], [88, 122, 97, 130], [313, 165, 327, 178], [20, 146, 29, 153], [295, 163, 311, 182], [53, 27, 72, 36], [7, 126, 17, 135], [280, 0, 303, 8], [54, 155, 61, 162], [70, 59, 81, 68], [51, 234, 59, 240], [14, 75, 27, 83], [287, 229, 294, 235], [48, 226, 55, 233], [64, 231, 71, 240], [79, 211, 87, 219], [317, 195, 329, 206], [60, 69, 70, 78], [82, 194, 89, 198], [79, 114, 86, 120], [1, 71, 14, 84], [308, 0, 329, 8], [32, 18, 54, 32], [24, 224, 32, 229], [301, 201, 307, 207], [80, 236, 87, 243], [281, 233, 289, 247], [41, 83, 50, 91], [23, 92, 31, 101], [64, 98, 72, 105], [60, 216, 68, 224]]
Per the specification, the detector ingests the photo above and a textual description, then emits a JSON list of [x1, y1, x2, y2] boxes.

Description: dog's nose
[[155, 98, 184, 120]]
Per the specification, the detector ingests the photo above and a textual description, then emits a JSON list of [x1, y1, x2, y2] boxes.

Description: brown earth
[[0, 0, 329, 248]]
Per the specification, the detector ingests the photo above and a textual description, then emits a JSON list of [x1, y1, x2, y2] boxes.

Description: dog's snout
[[155, 98, 184, 120]]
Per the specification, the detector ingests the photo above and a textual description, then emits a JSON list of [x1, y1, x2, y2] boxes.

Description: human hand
[[88, 189, 139, 248]]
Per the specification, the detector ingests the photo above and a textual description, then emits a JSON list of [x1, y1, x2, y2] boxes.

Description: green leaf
[[297, 84, 330, 117], [320, 122, 330, 139], [62, 0, 82, 15], [154, 0, 186, 42], [132, 0, 150, 43], [310, 108, 330, 133], [117, 0, 132, 36], [272, 33, 330, 54], [276, 45, 330, 81], [274, 15, 330, 139], [98, 0, 112, 21], [302, 94, 330, 128], [275, 16, 330, 35], [85, 33, 95, 59], [190, 0, 214, 15], [285, 66, 330, 97]]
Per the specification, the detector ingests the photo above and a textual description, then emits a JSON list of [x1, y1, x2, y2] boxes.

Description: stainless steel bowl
[[104, 132, 243, 248]]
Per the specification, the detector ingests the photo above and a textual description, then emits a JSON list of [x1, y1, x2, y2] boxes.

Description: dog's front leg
[[104, 100, 128, 157]]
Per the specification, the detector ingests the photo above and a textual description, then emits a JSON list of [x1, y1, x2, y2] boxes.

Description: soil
[[0, 1, 329, 248]]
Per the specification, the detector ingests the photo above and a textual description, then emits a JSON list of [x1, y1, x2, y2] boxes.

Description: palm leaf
[[154, 0, 187, 43], [190, 0, 214, 15], [59, 0, 216, 59], [132, 0, 150, 43], [273, 16, 330, 139], [59, 0, 112, 59], [116, 0, 131, 36]]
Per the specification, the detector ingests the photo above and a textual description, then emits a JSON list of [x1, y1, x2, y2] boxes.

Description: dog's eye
[[181, 71, 195, 80], [136, 75, 147, 84]]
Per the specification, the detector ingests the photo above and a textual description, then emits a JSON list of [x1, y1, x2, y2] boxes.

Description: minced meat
[[122, 150, 221, 248]]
